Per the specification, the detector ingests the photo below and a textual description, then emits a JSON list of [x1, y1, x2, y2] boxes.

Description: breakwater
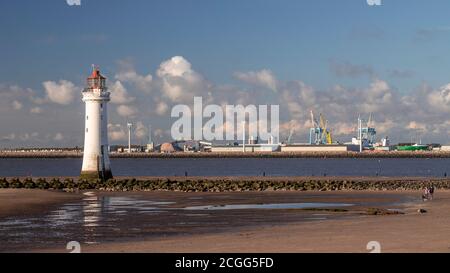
[[1, 176, 449, 192], [2, 151, 450, 158]]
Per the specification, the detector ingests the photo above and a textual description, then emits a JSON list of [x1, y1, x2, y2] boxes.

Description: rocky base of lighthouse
[[80, 170, 113, 181]]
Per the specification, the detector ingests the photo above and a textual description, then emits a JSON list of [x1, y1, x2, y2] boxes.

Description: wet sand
[[79, 192, 448, 253], [0, 189, 81, 218], [1, 189, 447, 253]]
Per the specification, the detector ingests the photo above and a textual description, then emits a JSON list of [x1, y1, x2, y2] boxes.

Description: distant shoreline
[[2, 151, 450, 158]]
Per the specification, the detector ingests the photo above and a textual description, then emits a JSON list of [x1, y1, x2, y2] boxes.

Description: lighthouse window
[[86, 116, 89, 120], [100, 103, 103, 109], [86, 128, 88, 133]]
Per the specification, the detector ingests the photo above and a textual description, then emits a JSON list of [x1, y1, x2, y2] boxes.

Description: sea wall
[[1, 177, 449, 192], [2, 151, 450, 158]]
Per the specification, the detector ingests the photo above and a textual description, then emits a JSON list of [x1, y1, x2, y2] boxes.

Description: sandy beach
[[1, 188, 449, 253], [75, 191, 449, 253], [0, 189, 81, 218]]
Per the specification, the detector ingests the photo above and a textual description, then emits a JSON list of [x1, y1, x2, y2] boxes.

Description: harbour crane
[[287, 127, 295, 144], [353, 113, 377, 149], [309, 110, 333, 145]]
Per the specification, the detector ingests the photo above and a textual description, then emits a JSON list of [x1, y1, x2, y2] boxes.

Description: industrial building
[[281, 144, 360, 152], [211, 144, 280, 153]]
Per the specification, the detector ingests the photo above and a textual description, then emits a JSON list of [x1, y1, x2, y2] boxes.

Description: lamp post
[[127, 122, 132, 153]]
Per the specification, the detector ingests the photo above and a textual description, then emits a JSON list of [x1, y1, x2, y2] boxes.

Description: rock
[[418, 209, 427, 214]]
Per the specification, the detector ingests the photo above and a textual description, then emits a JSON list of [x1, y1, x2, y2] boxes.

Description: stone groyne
[[0, 177, 449, 192]]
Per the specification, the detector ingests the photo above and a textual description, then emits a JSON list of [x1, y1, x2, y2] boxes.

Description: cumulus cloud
[[361, 79, 394, 113], [6, 56, 450, 146], [427, 83, 450, 113], [155, 101, 169, 116], [0, 85, 36, 112], [12, 100, 23, 110], [406, 121, 427, 131], [116, 104, 137, 118], [30, 107, 43, 114], [43, 80, 77, 105], [234, 69, 278, 92], [19, 132, 39, 142], [1, 132, 41, 143], [156, 56, 209, 103], [157, 56, 193, 78], [115, 70, 153, 92], [134, 121, 148, 140], [53, 133, 64, 141], [1, 133, 16, 142], [110, 81, 135, 104], [108, 124, 127, 142]]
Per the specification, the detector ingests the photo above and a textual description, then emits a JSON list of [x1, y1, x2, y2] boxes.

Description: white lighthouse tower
[[80, 66, 113, 180]]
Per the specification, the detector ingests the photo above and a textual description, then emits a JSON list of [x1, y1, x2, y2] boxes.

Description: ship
[[396, 143, 429, 151]]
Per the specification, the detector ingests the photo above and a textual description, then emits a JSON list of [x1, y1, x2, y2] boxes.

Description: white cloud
[[155, 101, 169, 116], [157, 56, 193, 78], [156, 56, 209, 102], [115, 69, 153, 92], [374, 119, 395, 134], [360, 79, 394, 112], [12, 100, 23, 110], [117, 104, 137, 117], [53, 133, 64, 141], [1, 133, 16, 142], [30, 107, 43, 114], [234, 69, 278, 92], [43, 80, 77, 105], [19, 132, 40, 142], [134, 121, 148, 140], [108, 123, 127, 142], [406, 121, 427, 131], [8, 57, 450, 146], [0, 85, 35, 112], [427, 83, 450, 113], [110, 81, 135, 104]]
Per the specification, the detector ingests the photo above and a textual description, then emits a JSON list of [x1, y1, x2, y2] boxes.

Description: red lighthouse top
[[88, 66, 106, 80], [86, 65, 106, 90]]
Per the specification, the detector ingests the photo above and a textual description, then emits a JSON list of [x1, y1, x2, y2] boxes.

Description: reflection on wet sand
[[81, 192, 101, 244], [0, 191, 409, 252]]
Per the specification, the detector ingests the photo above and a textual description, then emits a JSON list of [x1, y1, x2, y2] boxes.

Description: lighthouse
[[80, 66, 113, 180]]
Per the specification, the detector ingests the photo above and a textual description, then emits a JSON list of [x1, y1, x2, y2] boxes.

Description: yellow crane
[[320, 113, 333, 145], [310, 110, 333, 145]]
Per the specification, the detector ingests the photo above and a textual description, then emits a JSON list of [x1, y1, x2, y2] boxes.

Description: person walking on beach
[[429, 185, 435, 200], [422, 187, 430, 201]]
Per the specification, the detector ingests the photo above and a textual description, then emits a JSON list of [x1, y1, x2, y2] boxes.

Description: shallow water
[[0, 191, 409, 252], [183, 203, 353, 210], [1, 157, 450, 177]]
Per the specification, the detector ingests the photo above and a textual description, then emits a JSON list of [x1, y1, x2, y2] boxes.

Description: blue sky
[[2, 0, 450, 146], [2, 0, 450, 89]]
